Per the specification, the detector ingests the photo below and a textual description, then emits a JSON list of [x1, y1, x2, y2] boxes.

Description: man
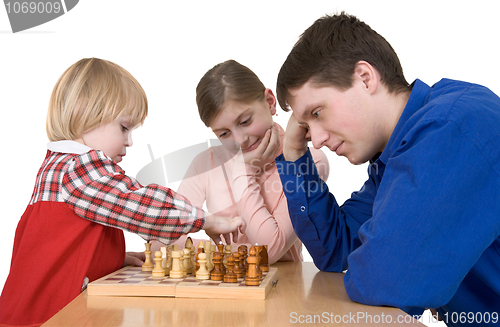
[[275, 12, 500, 326]]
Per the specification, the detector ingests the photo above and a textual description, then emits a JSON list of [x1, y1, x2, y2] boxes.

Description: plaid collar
[[47, 140, 91, 154]]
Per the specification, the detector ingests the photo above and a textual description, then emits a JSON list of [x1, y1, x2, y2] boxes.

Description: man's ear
[[264, 88, 277, 115], [354, 61, 379, 94]]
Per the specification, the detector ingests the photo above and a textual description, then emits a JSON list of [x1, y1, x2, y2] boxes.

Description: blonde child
[[0, 58, 245, 327], [167, 60, 329, 264]]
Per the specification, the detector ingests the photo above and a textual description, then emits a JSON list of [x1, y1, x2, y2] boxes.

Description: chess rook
[[259, 245, 269, 272], [232, 251, 243, 278], [169, 250, 184, 279]]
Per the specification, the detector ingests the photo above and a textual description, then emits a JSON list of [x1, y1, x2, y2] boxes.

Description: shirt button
[[297, 173, 302, 177], [300, 206, 306, 212]]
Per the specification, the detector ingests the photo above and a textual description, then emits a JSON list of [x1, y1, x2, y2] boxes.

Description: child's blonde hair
[[46, 58, 148, 142]]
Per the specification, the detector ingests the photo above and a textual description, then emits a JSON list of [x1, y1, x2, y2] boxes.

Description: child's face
[[288, 80, 389, 165], [79, 116, 136, 163], [210, 89, 276, 154]]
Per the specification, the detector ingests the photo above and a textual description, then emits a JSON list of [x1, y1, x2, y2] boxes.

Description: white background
[[0, 2, 498, 321]]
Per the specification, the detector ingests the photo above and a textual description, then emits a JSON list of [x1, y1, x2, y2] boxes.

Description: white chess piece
[[183, 248, 191, 275], [169, 250, 184, 279], [152, 251, 166, 277], [196, 252, 210, 280]]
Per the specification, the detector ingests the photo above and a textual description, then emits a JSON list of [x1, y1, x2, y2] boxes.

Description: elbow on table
[[344, 272, 452, 311], [312, 255, 346, 273]]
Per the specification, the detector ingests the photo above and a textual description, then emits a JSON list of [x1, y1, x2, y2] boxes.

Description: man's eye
[[121, 125, 129, 131]]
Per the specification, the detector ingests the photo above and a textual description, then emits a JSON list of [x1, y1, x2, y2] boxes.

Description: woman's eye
[[240, 118, 251, 125]]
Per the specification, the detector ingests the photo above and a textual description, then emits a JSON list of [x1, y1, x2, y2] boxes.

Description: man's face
[[287, 80, 388, 165]]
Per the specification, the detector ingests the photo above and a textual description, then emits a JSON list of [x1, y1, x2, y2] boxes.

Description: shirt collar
[[47, 140, 92, 154], [376, 79, 432, 165]]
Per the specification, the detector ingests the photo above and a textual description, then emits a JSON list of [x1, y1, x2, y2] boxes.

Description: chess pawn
[[185, 238, 195, 266], [189, 243, 196, 272], [196, 252, 210, 280], [211, 245, 217, 268], [245, 245, 260, 286], [238, 247, 247, 276], [210, 251, 224, 281], [259, 245, 269, 272], [142, 242, 154, 272], [242, 246, 249, 270], [197, 240, 205, 254], [165, 245, 173, 274], [204, 241, 213, 271], [238, 245, 248, 262], [224, 244, 232, 268], [216, 243, 226, 275], [182, 248, 191, 275], [217, 242, 224, 255], [180, 249, 191, 276], [185, 237, 193, 250], [223, 255, 237, 283], [160, 247, 170, 275], [152, 251, 166, 277], [232, 251, 243, 278], [255, 244, 262, 278]]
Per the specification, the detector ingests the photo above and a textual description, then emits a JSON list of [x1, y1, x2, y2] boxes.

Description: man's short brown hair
[[277, 12, 410, 111]]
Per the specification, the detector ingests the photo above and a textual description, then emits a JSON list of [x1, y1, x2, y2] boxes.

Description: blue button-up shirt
[[276, 79, 500, 326]]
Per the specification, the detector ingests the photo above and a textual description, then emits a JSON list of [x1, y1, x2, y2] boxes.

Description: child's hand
[[203, 214, 246, 245], [123, 251, 146, 267], [236, 123, 281, 168], [283, 114, 310, 161]]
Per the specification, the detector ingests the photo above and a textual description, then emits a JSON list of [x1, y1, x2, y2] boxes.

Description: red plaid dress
[[0, 141, 205, 326]]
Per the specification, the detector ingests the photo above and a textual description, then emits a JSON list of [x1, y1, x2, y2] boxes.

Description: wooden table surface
[[43, 262, 423, 326]]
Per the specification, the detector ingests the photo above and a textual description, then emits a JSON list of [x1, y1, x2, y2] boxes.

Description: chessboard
[[87, 240, 278, 300], [87, 265, 278, 300]]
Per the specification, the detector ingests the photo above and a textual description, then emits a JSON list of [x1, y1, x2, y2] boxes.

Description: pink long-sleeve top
[[176, 124, 329, 264]]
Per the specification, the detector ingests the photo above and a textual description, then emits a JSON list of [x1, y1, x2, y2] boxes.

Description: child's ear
[[264, 88, 277, 115]]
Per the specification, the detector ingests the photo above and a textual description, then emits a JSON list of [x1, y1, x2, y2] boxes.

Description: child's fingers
[[209, 234, 222, 245], [231, 218, 245, 244], [231, 230, 238, 243], [123, 253, 145, 267], [222, 233, 232, 244]]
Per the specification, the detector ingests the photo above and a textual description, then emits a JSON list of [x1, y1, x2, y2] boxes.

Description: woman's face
[[210, 89, 276, 154]]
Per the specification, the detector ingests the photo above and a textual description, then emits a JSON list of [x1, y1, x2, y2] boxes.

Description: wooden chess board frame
[[87, 266, 278, 300]]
